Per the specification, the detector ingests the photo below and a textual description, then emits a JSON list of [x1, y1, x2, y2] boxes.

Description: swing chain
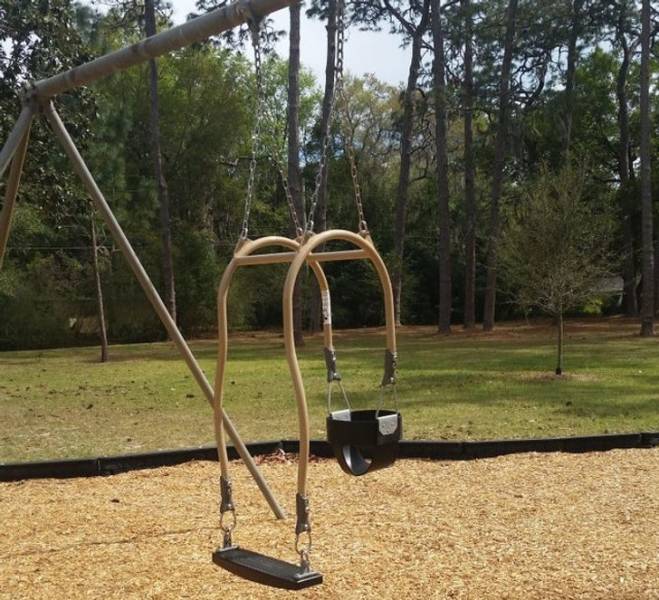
[[241, 0, 368, 239], [334, 0, 369, 235], [276, 164, 305, 239], [249, 20, 304, 238], [377, 379, 399, 417], [239, 19, 266, 241], [305, 0, 359, 235], [304, 41, 340, 234], [327, 379, 352, 415]]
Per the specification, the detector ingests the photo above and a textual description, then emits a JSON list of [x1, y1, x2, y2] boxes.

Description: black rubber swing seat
[[212, 546, 323, 590], [326, 409, 402, 476]]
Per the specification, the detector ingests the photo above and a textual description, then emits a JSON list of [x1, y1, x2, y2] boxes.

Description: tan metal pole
[[0, 105, 34, 181], [0, 119, 32, 271], [214, 236, 334, 483], [43, 102, 285, 520], [282, 230, 397, 496], [30, 0, 296, 100], [234, 248, 367, 266]]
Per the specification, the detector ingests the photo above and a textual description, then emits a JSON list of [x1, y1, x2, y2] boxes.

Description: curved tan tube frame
[[282, 230, 397, 497], [213, 236, 340, 483], [214, 230, 396, 508]]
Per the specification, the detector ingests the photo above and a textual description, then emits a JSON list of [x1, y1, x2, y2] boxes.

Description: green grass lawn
[[1, 318, 658, 462]]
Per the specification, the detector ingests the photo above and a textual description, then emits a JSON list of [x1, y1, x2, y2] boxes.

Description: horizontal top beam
[[30, 0, 295, 100], [234, 248, 368, 266]]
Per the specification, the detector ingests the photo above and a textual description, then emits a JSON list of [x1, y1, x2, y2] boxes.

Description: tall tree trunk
[[288, 2, 305, 346], [482, 0, 517, 331], [615, 7, 638, 316], [563, 0, 583, 157], [431, 0, 451, 334], [392, 0, 431, 325], [144, 0, 176, 324], [639, 0, 653, 336], [462, 0, 477, 329], [91, 213, 109, 363], [309, 0, 337, 333]]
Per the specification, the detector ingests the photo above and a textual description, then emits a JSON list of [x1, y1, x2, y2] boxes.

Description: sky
[[166, 0, 411, 86]]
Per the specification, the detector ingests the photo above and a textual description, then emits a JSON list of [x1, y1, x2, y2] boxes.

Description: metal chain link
[[303, 0, 346, 234], [239, 21, 266, 240], [241, 0, 368, 239], [327, 379, 352, 414], [271, 139, 304, 238], [304, 67, 339, 234], [376, 382, 399, 418], [248, 21, 304, 238], [333, 0, 369, 234]]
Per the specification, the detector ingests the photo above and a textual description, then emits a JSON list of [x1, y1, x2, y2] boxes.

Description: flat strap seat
[[326, 409, 402, 476], [212, 546, 323, 590]]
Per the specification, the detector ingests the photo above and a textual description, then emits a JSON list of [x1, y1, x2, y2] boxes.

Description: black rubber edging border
[[0, 441, 283, 482], [1, 433, 657, 483]]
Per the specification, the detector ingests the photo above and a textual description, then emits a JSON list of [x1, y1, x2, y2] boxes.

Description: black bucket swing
[[325, 344, 402, 476]]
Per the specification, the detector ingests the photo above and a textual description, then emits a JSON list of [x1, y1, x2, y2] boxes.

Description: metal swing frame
[[209, 1, 399, 586], [0, 0, 302, 520], [212, 230, 398, 587]]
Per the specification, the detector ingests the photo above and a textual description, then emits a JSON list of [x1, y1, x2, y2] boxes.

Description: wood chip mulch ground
[[1, 448, 657, 599]]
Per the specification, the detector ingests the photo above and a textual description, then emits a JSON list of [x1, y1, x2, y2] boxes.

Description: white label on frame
[[321, 289, 332, 325]]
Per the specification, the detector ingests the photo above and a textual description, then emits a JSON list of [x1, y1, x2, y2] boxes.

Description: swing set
[[0, 0, 402, 591]]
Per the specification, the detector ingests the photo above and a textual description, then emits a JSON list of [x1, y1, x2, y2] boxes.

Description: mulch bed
[[1, 448, 657, 599]]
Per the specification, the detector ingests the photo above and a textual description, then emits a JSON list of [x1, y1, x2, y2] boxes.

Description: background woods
[[0, 0, 657, 351]]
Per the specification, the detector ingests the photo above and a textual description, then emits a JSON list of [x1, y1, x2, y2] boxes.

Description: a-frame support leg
[[0, 104, 34, 180], [0, 113, 33, 270], [42, 101, 286, 519]]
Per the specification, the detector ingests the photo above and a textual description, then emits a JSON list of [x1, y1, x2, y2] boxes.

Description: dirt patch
[[1, 449, 658, 599]]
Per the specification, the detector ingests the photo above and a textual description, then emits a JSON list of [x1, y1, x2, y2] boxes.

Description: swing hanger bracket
[[220, 475, 235, 513], [238, 0, 264, 32], [234, 236, 249, 253], [294, 493, 313, 572], [295, 493, 312, 536], [358, 221, 370, 237], [323, 347, 342, 382], [381, 349, 398, 387]]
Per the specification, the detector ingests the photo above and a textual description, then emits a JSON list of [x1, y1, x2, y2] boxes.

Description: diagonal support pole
[[0, 115, 33, 271], [0, 104, 35, 181], [43, 102, 286, 520]]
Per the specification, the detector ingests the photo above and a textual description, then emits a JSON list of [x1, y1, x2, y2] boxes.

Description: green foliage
[[0, 1, 658, 348], [500, 164, 614, 316]]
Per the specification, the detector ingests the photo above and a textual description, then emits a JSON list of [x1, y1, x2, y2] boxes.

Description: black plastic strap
[[381, 350, 397, 386], [323, 347, 341, 382], [295, 493, 311, 535], [220, 475, 234, 513]]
